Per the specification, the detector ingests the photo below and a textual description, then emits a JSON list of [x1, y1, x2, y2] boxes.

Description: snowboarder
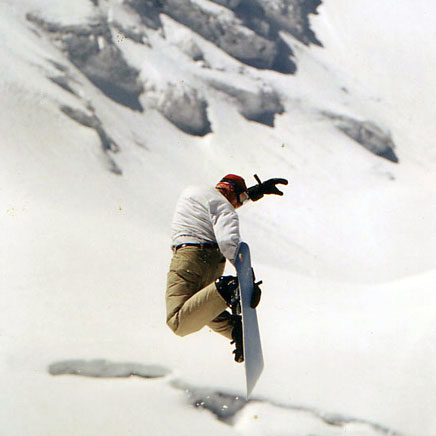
[[166, 174, 288, 362]]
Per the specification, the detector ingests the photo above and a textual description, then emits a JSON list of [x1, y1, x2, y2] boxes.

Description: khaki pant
[[166, 246, 234, 339]]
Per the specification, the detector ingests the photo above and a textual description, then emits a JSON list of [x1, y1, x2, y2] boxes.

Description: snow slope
[[1, 1, 436, 435]]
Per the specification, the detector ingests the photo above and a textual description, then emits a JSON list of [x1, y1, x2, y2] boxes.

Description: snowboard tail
[[234, 242, 264, 399]]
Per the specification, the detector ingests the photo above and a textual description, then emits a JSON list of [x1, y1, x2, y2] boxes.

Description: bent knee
[[167, 315, 201, 337], [167, 316, 188, 337]]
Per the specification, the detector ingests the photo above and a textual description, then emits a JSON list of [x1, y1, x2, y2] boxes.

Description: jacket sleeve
[[208, 198, 241, 264]]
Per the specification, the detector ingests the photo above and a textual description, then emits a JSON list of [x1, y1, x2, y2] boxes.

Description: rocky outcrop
[[26, 13, 144, 111], [170, 379, 401, 435], [60, 104, 123, 174], [46, 360, 399, 435], [146, 82, 212, 136], [164, 0, 280, 70], [323, 112, 399, 163], [210, 0, 242, 8], [210, 81, 284, 126], [49, 359, 171, 378], [127, 0, 297, 73], [237, 0, 323, 45]]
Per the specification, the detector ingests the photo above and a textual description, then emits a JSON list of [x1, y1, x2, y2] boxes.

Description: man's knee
[[167, 314, 194, 337]]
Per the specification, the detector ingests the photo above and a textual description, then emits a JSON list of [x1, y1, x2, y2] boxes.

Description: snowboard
[[234, 242, 264, 399]]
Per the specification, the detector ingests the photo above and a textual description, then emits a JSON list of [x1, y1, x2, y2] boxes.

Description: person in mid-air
[[166, 174, 288, 362]]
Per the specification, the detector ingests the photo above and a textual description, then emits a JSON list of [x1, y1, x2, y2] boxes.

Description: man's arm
[[209, 199, 241, 264]]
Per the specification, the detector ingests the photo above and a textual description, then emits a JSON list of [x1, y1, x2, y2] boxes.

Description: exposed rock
[[147, 82, 212, 136], [60, 105, 123, 174], [170, 379, 401, 435], [49, 75, 77, 96], [49, 359, 171, 378], [125, 0, 164, 30], [210, 0, 242, 8], [323, 112, 399, 163], [128, 0, 294, 72], [48, 60, 69, 72], [249, 0, 323, 45], [163, 0, 279, 70], [26, 13, 144, 111], [174, 37, 206, 63], [210, 81, 284, 126], [112, 21, 151, 45], [170, 379, 247, 422]]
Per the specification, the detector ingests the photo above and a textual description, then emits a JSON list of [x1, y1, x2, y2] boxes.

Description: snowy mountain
[[1, 1, 436, 435]]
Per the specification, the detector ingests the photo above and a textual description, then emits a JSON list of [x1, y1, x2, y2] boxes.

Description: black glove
[[247, 174, 288, 201], [251, 280, 262, 308], [250, 268, 262, 308]]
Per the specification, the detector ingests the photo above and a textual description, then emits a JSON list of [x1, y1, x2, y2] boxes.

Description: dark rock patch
[[49, 75, 78, 96], [60, 104, 123, 174], [26, 13, 144, 112], [210, 81, 284, 126], [125, 0, 164, 30], [164, 0, 280, 70], [170, 379, 401, 435], [211, 0, 242, 9], [49, 359, 171, 378], [152, 84, 212, 136], [127, 0, 295, 73], [48, 60, 69, 72], [170, 380, 247, 422], [246, 0, 323, 46], [323, 112, 399, 163], [112, 21, 151, 46]]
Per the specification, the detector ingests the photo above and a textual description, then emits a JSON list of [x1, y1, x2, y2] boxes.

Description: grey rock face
[[49, 359, 171, 378], [324, 112, 399, 163], [210, 82, 284, 126], [163, 0, 279, 70], [210, 0, 242, 9], [152, 84, 212, 136], [60, 105, 123, 174], [170, 379, 401, 435], [250, 0, 323, 45], [49, 75, 77, 96], [127, 0, 296, 72], [112, 21, 151, 45], [126, 0, 164, 30], [26, 13, 144, 111]]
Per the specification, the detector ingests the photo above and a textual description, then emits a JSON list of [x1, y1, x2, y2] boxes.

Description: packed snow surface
[[1, 1, 436, 436]]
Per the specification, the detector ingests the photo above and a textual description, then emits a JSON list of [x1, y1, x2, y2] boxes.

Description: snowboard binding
[[215, 275, 241, 314], [231, 314, 244, 363]]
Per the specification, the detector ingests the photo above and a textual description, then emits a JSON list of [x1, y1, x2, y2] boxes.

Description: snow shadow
[[49, 359, 171, 378], [47, 360, 400, 435], [59, 104, 123, 175], [170, 379, 401, 436], [322, 111, 399, 163], [26, 13, 144, 112]]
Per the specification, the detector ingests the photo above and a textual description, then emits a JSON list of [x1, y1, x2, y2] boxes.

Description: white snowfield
[[1, 1, 436, 436]]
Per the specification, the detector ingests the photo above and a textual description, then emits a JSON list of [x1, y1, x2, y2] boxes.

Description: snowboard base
[[234, 242, 264, 399]]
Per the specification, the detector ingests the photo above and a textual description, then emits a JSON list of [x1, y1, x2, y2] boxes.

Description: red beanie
[[217, 174, 247, 194]]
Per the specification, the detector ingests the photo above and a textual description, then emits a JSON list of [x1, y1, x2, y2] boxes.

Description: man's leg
[[166, 246, 228, 337], [207, 310, 234, 339], [167, 276, 227, 336]]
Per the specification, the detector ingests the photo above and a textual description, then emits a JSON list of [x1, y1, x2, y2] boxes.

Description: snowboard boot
[[215, 275, 240, 314], [230, 314, 244, 363]]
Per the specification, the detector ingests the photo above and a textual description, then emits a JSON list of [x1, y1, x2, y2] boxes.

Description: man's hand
[[250, 268, 262, 309], [247, 174, 288, 201]]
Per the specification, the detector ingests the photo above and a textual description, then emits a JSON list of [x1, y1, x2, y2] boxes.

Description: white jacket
[[171, 186, 241, 263]]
